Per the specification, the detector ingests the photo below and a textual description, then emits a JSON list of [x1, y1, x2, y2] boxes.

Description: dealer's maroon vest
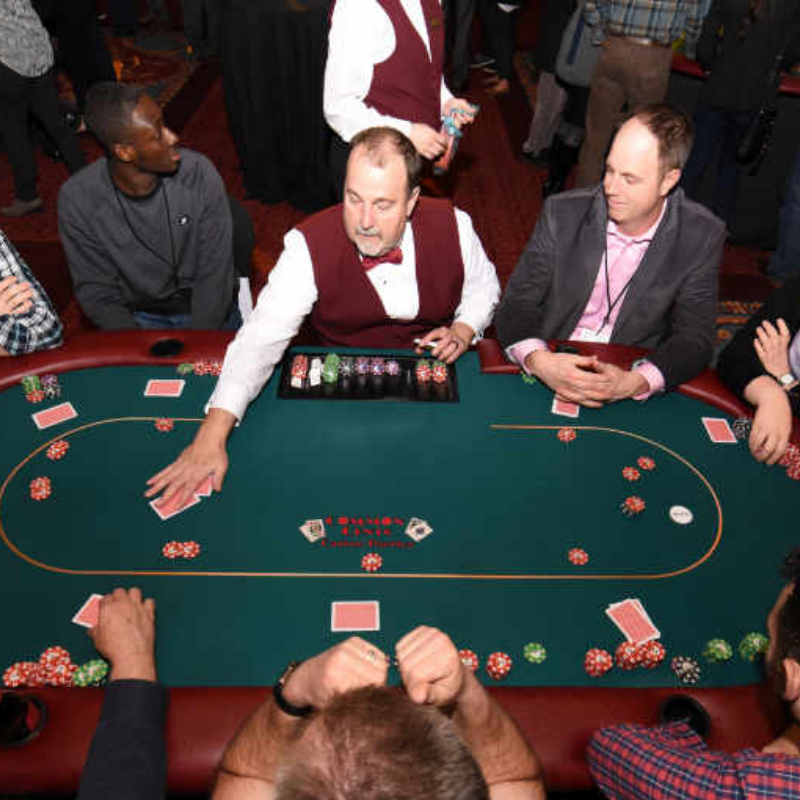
[[364, 0, 445, 131], [300, 198, 464, 349]]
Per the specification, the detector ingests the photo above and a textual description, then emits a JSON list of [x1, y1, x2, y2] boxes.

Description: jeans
[[133, 304, 242, 330], [769, 141, 800, 279]]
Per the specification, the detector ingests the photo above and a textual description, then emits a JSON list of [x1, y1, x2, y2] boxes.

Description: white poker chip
[[669, 505, 693, 525]]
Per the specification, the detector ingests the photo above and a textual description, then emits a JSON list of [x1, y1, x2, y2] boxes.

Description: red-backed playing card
[[701, 417, 737, 443], [72, 593, 103, 628], [194, 475, 213, 498], [32, 402, 78, 430], [150, 492, 201, 521], [606, 598, 660, 643], [331, 601, 380, 632], [144, 379, 185, 398], [551, 397, 580, 418]]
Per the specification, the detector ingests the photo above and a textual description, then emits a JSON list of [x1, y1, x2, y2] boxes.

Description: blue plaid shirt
[[0, 229, 63, 355], [585, 0, 710, 49]]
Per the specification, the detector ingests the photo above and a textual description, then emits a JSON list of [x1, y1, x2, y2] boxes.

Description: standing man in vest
[[146, 127, 500, 504], [324, 0, 477, 192]]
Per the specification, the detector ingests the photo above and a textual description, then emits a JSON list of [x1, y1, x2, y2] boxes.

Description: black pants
[[447, 0, 476, 88], [0, 62, 86, 201], [483, 2, 519, 80]]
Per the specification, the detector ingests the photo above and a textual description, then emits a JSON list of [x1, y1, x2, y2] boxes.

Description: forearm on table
[[744, 375, 786, 407], [452, 671, 544, 796]]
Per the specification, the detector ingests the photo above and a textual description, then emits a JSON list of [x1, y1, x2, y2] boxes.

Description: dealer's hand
[[396, 625, 464, 707], [442, 98, 478, 129], [0, 276, 33, 316], [409, 123, 448, 159], [416, 322, 473, 363], [281, 637, 389, 711], [145, 408, 235, 504], [89, 587, 157, 682], [525, 350, 611, 407]]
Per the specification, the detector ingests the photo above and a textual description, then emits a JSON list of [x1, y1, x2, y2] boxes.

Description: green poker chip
[[702, 638, 733, 663], [738, 632, 769, 662], [176, 363, 195, 376], [523, 642, 547, 664], [520, 373, 537, 385], [73, 658, 109, 687]]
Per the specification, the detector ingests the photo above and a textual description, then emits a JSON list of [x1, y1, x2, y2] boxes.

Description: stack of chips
[[41, 374, 60, 399], [485, 651, 512, 680], [72, 659, 109, 687], [738, 632, 769, 662], [731, 417, 752, 441], [584, 648, 614, 677], [322, 353, 340, 384], [702, 638, 733, 663], [523, 642, 547, 664], [459, 649, 479, 672], [671, 655, 701, 684]]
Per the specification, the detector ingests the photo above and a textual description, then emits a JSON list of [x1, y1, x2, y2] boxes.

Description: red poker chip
[[637, 640, 666, 669], [779, 444, 800, 467], [30, 476, 52, 500], [361, 553, 383, 572], [786, 462, 800, 481], [568, 547, 589, 565], [46, 439, 70, 460], [26, 390, 45, 404], [615, 641, 641, 670], [557, 427, 577, 443], [622, 495, 646, 515], [459, 649, 479, 672], [47, 661, 77, 686], [622, 466, 641, 482], [182, 541, 202, 559], [486, 651, 512, 680], [39, 645, 70, 665], [162, 541, 183, 560], [209, 360, 223, 376], [637, 456, 656, 471], [584, 648, 613, 677], [3, 662, 27, 688], [154, 418, 174, 432]]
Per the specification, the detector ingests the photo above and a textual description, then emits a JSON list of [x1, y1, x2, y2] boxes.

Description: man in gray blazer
[[496, 103, 725, 407]]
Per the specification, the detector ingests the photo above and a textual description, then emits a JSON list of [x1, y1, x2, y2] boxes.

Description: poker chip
[[738, 632, 769, 662], [162, 541, 183, 560], [637, 640, 666, 669], [568, 547, 589, 565], [39, 646, 76, 686], [3, 662, 29, 688], [779, 444, 800, 467], [355, 356, 371, 376], [209, 360, 223, 377], [731, 417, 752, 441], [459, 649, 479, 672], [702, 638, 733, 663], [584, 648, 613, 677], [193, 360, 211, 376], [786, 462, 800, 481], [385, 359, 401, 377], [46, 439, 70, 460], [322, 353, 340, 383], [669, 505, 693, 525], [523, 642, 547, 664], [339, 357, 355, 378], [671, 655, 701, 684], [637, 456, 656, 471], [176, 362, 195, 376], [431, 361, 448, 384], [361, 552, 382, 572], [520, 373, 537, 385], [182, 541, 202, 559], [30, 476, 52, 500], [21, 375, 41, 393], [620, 495, 645, 516], [73, 659, 109, 687], [615, 641, 641, 670], [39, 645, 70, 666], [154, 417, 174, 432], [415, 359, 432, 383], [369, 357, 386, 377], [485, 651, 512, 680], [622, 466, 641, 482], [557, 427, 577, 443], [41, 374, 61, 399], [26, 389, 45, 404]]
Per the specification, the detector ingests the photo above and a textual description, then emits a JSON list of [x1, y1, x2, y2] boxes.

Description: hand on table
[[593, 361, 650, 402], [89, 587, 157, 681], [416, 322, 473, 363], [754, 318, 792, 379], [525, 351, 611, 407], [749, 389, 793, 465], [395, 625, 464, 706], [442, 98, 478, 129], [282, 637, 389, 711], [0, 276, 33, 316], [145, 408, 234, 505], [409, 123, 448, 159]]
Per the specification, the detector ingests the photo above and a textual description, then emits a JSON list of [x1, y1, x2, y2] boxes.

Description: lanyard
[[600, 238, 638, 332]]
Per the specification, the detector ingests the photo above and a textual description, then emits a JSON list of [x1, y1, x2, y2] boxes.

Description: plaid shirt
[[585, 0, 708, 49], [0, 229, 62, 355], [588, 722, 800, 800]]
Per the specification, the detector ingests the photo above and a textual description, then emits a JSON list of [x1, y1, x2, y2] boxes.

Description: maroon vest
[[300, 198, 464, 349], [365, 0, 444, 130]]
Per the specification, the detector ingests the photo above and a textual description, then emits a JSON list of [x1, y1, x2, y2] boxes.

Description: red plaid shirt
[[588, 722, 800, 800]]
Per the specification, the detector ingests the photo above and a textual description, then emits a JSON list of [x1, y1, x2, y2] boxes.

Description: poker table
[[0, 331, 795, 793]]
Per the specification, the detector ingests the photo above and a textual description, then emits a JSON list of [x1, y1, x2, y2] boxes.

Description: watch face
[[781, 373, 795, 386]]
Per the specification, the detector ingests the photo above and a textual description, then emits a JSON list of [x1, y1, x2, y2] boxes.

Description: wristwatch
[[772, 372, 797, 389], [272, 661, 313, 717]]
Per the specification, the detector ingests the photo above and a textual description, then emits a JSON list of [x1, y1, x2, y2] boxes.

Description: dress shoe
[[1, 197, 43, 217]]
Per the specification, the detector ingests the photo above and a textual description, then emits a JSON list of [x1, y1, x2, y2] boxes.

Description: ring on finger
[[364, 649, 377, 664]]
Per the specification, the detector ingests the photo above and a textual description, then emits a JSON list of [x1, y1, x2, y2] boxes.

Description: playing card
[[551, 397, 580, 418], [701, 417, 737, 444], [605, 598, 660, 643], [194, 475, 213, 498], [144, 379, 185, 398], [299, 519, 326, 542], [32, 402, 78, 430], [405, 518, 433, 542], [331, 601, 380, 632], [149, 492, 201, 521], [72, 593, 103, 628]]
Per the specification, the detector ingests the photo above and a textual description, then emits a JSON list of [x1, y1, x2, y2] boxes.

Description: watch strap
[[273, 661, 313, 718]]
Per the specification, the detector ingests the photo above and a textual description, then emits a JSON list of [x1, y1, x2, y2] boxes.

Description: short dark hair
[[84, 82, 147, 151], [349, 127, 422, 196], [275, 687, 489, 800], [774, 548, 800, 667], [622, 103, 695, 173]]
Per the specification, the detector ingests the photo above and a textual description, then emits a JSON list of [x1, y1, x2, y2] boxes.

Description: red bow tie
[[361, 247, 403, 271]]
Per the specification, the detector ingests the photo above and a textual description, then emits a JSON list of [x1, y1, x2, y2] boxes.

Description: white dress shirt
[[324, 0, 453, 143], [208, 208, 500, 421]]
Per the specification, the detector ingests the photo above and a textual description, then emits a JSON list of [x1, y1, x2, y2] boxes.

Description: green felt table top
[[0, 351, 794, 687]]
